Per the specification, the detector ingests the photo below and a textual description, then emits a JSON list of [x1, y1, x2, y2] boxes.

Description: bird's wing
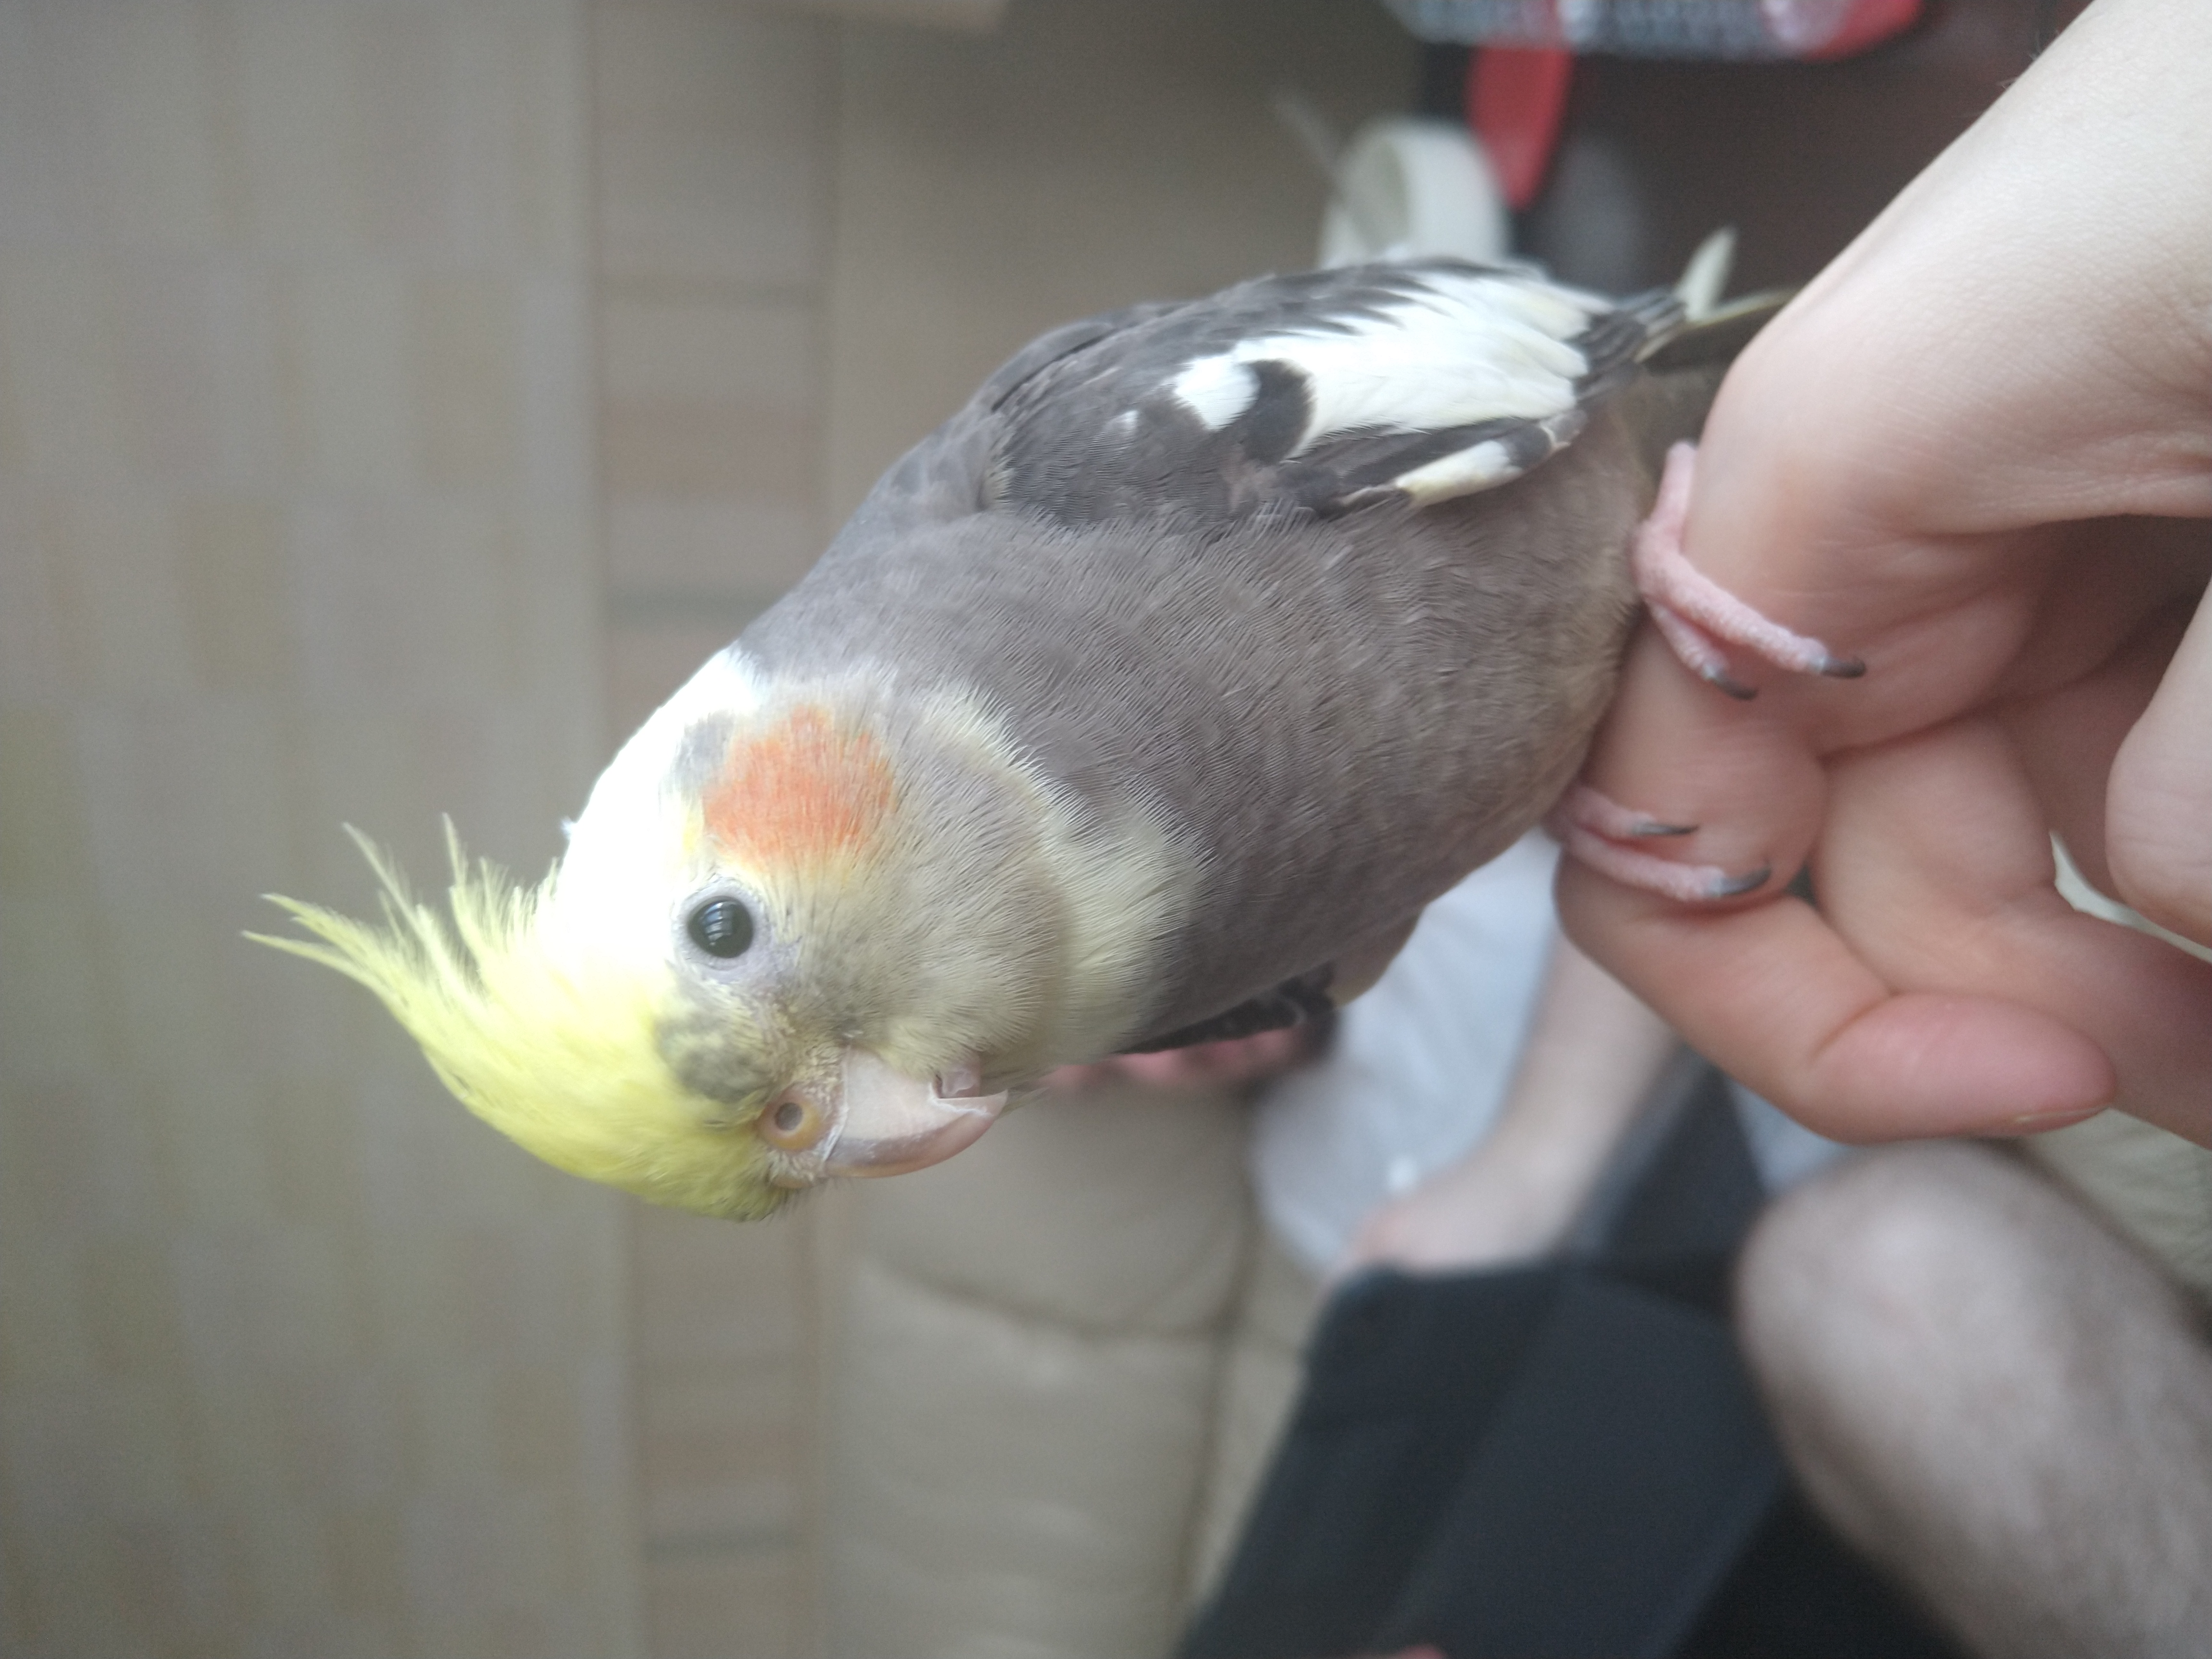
[[986, 261, 1683, 526]]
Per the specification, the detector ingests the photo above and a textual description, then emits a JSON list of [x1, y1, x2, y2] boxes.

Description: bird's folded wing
[[981, 262, 1684, 526]]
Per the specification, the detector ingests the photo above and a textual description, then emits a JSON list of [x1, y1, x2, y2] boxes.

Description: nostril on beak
[[934, 1060, 986, 1099], [756, 1092, 832, 1153]]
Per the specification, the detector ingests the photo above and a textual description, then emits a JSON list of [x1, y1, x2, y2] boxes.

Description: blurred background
[[0, 2, 1409, 1654], [0, 1, 2064, 1656]]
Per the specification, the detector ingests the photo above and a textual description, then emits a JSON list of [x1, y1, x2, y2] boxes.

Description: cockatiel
[[259, 260, 1856, 1220]]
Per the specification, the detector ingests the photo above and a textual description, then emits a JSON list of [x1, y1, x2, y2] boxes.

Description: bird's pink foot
[[1550, 784, 1770, 901], [1633, 442, 1865, 699]]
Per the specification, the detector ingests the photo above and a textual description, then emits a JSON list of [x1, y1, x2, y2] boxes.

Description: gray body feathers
[[741, 262, 1743, 1046]]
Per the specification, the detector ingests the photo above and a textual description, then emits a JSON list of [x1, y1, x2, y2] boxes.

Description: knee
[[1733, 1141, 2043, 1406]]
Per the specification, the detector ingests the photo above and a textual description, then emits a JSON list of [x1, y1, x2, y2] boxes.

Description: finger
[[1999, 592, 2188, 898], [1577, 623, 1828, 893], [2110, 575, 2212, 946], [1822, 718, 2212, 1144], [1558, 855, 2112, 1142]]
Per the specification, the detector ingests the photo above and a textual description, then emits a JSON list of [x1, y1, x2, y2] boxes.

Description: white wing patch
[[1389, 438, 1517, 505], [1166, 270, 1607, 454], [1167, 354, 1262, 429]]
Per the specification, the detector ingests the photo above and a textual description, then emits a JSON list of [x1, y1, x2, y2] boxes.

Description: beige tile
[[599, 293, 823, 603], [28, 491, 196, 697], [179, 496, 298, 693], [0, 893, 117, 1080], [638, 1369, 804, 1545], [225, 1, 590, 265], [0, 493, 66, 699], [605, 614, 766, 740], [0, 705, 95, 900], [645, 1546, 806, 1659], [0, 256, 137, 485], [601, 398, 818, 502], [0, 4, 234, 253], [607, 498, 821, 603], [286, 496, 600, 704], [0, 1073, 167, 1247], [0, 1245, 103, 1386], [518, 272, 599, 502], [274, 264, 418, 489], [592, 6, 834, 289], [0, 254, 287, 491], [324, 1500, 409, 1623], [0, 5, 646, 1657], [602, 295, 820, 410], [633, 1203, 806, 1369], [824, 0, 1414, 516], [75, 1234, 193, 1386], [413, 275, 524, 491]]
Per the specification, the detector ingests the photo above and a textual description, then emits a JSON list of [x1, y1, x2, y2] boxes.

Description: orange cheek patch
[[705, 706, 896, 871]]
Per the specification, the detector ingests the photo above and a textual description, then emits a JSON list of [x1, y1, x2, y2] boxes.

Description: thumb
[[2109, 578, 2212, 947]]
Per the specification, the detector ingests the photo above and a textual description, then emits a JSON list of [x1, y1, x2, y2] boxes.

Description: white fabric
[[1250, 834, 1846, 1276], [1251, 834, 1563, 1276], [1730, 1079, 1850, 1192]]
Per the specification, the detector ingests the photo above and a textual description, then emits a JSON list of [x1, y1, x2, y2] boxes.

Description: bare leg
[[1736, 1141, 2212, 1659], [1338, 933, 1677, 1276]]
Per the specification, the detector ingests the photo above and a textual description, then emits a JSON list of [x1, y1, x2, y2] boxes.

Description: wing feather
[[986, 261, 1682, 526]]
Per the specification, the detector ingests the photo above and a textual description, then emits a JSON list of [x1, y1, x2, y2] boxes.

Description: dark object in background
[[1419, 0, 2087, 295], [1180, 1057, 1966, 1659]]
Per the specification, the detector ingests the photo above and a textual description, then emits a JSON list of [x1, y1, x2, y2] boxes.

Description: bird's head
[[256, 649, 1119, 1219]]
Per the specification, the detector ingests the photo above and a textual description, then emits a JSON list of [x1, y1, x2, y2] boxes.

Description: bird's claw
[[1551, 785, 1770, 902], [1634, 442, 1863, 696]]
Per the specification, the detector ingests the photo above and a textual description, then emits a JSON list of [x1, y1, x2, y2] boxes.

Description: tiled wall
[[588, 6, 838, 1655], [0, 2, 1409, 1655], [0, 3, 641, 1657]]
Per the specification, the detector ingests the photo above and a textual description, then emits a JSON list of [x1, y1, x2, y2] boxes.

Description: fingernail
[[1703, 665, 1757, 700], [1707, 863, 1772, 899]]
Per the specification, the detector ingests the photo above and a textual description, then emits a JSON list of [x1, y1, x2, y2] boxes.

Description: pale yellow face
[[258, 648, 1192, 1218], [256, 657, 1021, 1218]]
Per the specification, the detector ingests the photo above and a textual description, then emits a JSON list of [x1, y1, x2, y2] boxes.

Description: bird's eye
[[756, 1092, 830, 1153], [685, 897, 754, 959]]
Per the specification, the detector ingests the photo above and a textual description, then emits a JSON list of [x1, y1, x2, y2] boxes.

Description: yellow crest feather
[[252, 825, 787, 1220]]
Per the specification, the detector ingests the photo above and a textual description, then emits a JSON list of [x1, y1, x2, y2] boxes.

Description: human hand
[[1561, 0, 2212, 1145]]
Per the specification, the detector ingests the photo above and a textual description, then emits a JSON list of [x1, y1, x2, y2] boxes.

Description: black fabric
[[1179, 1060, 1965, 1659], [1682, 1490, 1964, 1659]]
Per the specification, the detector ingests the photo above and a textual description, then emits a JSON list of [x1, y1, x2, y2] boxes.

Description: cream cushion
[[822, 1080, 1318, 1659]]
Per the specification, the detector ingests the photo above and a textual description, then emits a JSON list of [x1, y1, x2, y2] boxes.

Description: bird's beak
[[824, 1048, 1005, 1177], [760, 1048, 1005, 1185]]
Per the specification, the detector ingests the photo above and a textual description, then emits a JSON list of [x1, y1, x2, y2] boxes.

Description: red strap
[[1467, 45, 1575, 213]]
